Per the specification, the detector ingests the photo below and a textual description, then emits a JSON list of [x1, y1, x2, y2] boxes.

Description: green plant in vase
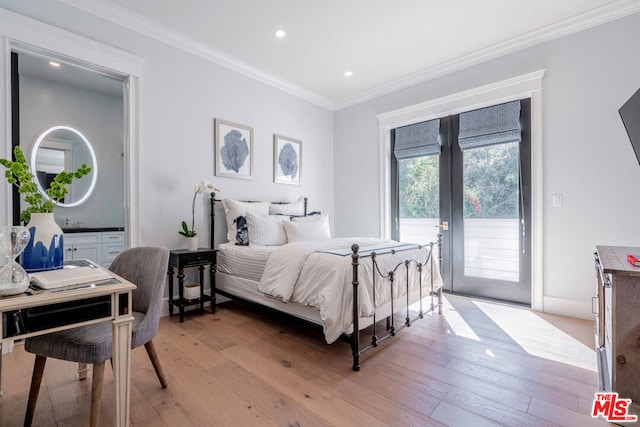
[[1, 146, 91, 223], [179, 180, 218, 250], [1, 145, 91, 272]]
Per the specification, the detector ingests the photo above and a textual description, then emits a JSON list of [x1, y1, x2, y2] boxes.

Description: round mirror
[[30, 125, 98, 208]]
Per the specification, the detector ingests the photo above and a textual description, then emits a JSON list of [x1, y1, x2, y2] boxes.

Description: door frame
[[1, 9, 143, 248], [377, 70, 545, 311]]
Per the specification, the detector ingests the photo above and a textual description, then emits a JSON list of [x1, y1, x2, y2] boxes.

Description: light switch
[[552, 194, 563, 208]]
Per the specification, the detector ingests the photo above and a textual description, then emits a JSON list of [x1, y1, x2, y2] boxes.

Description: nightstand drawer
[[173, 251, 215, 267]]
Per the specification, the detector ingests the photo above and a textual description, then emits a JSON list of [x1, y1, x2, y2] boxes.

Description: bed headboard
[[209, 194, 308, 248]]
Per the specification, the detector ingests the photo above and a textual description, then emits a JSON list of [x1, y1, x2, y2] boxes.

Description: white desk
[[0, 274, 135, 426]]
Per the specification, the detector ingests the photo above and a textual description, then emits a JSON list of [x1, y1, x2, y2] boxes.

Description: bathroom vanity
[[63, 228, 124, 267]]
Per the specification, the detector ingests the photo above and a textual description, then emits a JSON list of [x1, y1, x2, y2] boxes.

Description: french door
[[393, 99, 531, 305]]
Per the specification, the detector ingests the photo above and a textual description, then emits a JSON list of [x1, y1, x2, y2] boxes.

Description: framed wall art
[[273, 134, 302, 185], [215, 118, 253, 179]]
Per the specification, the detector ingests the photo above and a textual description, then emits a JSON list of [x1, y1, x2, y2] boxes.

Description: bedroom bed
[[208, 194, 443, 371]]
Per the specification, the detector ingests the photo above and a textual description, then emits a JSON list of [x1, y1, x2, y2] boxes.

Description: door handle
[[439, 221, 449, 231]]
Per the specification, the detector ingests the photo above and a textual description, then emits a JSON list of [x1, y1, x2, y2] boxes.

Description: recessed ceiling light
[[344, 70, 353, 77], [274, 29, 286, 38], [49, 61, 61, 68]]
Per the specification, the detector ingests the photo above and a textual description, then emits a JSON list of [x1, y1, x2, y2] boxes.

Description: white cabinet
[[65, 232, 101, 262], [64, 231, 124, 267], [101, 232, 125, 267]]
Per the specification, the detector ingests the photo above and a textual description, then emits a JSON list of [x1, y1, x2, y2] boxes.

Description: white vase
[[186, 235, 199, 251], [21, 212, 64, 272]]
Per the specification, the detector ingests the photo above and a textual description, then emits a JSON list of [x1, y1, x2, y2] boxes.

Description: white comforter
[[258, 238, 443, 343]]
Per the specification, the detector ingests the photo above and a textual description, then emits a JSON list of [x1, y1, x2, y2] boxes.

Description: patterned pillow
[[222, 198, 269, 243], [234, 215, 249, 246], [246, 213, 287, 246]]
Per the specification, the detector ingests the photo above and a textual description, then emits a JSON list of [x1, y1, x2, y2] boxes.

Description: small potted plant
[[1, 145, 91, 271], [179, 180, 218, 251]]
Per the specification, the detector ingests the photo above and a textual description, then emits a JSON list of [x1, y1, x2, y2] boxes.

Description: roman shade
[[458, 101, 521, 150], [393, 119, 441, 159]]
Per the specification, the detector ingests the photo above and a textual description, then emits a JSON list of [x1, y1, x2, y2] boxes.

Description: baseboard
[[542, 296, 594, 320], [1, 340, 14, 354]]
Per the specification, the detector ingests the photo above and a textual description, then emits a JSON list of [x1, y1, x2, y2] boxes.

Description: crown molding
[[334, 0, 640, 110], [58, 0, 640, 112], [58, 0, 333, 110], [0, 7, 143, 76]]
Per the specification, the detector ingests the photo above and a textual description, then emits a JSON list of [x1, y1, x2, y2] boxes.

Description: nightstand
[[167, 248, 216, 322]]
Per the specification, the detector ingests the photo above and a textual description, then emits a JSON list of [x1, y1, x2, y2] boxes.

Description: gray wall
[[20, 75, 125, 228], [333, 11, 640, 319]]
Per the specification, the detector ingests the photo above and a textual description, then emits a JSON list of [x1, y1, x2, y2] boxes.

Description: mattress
[[216, 242, 276, 282], [215, 272, 323, 325]]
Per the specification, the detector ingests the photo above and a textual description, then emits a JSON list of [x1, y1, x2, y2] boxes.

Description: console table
[[0, 273, 135, 426], [167, 248, 216, 322], [594, 245, 640, 422]]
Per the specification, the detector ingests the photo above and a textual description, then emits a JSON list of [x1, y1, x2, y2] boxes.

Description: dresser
[[594, 245, 640, 421]]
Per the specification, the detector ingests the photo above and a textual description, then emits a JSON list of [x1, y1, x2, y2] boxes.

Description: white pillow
[[222, 199, 269, 242], [269, 198, 305, 215], [246, 213, 287, 246], [291, 213, 325, 223], [283, 214, 331, 242]]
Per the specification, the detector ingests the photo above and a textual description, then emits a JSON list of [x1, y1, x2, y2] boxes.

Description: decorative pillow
[[289, 211, 321, 220], [234, 215, 249, 246], [246, 213, 287, 246], [269, 198, 305, 215], [291, 212, 325, 223], [283, 214, 331, 242], [222, 199, 269, 243]]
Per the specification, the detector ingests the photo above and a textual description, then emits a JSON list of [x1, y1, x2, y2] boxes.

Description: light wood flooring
[[0, 294, 608, 426]]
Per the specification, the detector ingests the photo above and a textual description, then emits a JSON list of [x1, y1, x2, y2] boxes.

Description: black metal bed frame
[[208, 193, 443, 371]]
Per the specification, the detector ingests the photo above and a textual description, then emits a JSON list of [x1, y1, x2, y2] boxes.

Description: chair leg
[[90, 362, 105, 427], [144, 340, 167, 388], [24, 355, 47, 427]]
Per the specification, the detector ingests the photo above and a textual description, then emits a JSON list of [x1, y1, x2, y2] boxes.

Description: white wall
[[133, 45, 333, 249], [333, 12, 640, 319], [0, 3, 334, 253]]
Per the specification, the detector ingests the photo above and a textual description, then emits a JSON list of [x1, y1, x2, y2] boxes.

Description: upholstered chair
[[23, 246, 170, 426]]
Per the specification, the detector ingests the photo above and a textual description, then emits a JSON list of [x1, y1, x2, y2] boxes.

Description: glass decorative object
[[0, 226, 31, 296]]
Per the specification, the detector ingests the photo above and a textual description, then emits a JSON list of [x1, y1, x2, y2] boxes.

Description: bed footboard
[[349, 234, 443, 371]]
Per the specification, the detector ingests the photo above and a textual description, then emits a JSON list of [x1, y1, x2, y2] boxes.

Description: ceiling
[[18, 0, 640, 109]]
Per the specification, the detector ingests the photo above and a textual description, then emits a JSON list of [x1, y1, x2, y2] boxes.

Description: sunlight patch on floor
[[473, 299, 597, 372], [436, 300, 482, 342]]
